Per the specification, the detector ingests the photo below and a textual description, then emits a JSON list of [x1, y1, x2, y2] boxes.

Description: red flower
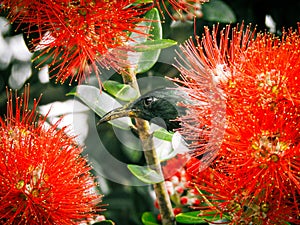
[[156, 0, 208, 20], [2, 0, 151, 84], [0, 86, 102, 224], [188, 161, 300, 224], [175, 23, 300, 224]]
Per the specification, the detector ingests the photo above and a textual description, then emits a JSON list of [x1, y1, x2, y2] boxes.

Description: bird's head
[[98, 88, 189, 131]]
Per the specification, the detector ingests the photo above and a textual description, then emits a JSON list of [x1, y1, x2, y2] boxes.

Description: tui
[[98, 88, 192, 131], [98, 88, 217, 164]]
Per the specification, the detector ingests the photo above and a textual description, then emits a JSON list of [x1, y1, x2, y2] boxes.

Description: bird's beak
[[97, 104, 138, 125]]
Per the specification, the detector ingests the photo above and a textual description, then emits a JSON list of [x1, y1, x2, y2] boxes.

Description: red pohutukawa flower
[[187, 160, 300, 224], [175, 23, 300, 224], [0, 86, 102, 224], [1, 0, 151, 84], [156, 0, 208, 20]]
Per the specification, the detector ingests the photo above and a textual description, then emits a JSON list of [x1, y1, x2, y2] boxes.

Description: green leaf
[[176, 211, 223, 224], [127, 8, 163, 74], [153, 129, 189, 162], [141, 212, 160, 225], [171, 131, 190, 155], [67, 85, 132, 130], [153, 128, 173, 142], [103, 80, 138, 101], [92, 220, 115, 225], [153, 137, 173, 162], [133, 39, 177, 52], [153, 128, 174, 161], [127, 164, 164, 184], [133, 0, 153, 3], [202, 0, 236, 23]]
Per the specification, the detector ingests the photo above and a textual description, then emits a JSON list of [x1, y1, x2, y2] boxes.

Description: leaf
[[141, 212, 160, 225], [153, 129, 189, 162], [153, 137, 173, 162], [103, 80, 138, 101], [153, 128, 173, 142], [152, 128, 178, 161], [127, 164, 164, 184], [92, 220, 115, 225], [133, 39, 177, 52], [67, 85, 132, 130], [171, 131, 190, 155], [133, 0, 153, 4], [202, 0, 236, 23], [176, 211, 222, 224], [127, 8, 163, 74]]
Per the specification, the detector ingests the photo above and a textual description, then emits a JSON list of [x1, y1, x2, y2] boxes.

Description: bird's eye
[[143, 96, 156, 108]]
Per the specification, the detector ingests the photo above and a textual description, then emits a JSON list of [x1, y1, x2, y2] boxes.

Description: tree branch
[[121, 68, 176, 225]]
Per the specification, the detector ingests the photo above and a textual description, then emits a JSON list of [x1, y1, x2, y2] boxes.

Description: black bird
[[98, 88, 192, 131], [98, 88, 221, 167]]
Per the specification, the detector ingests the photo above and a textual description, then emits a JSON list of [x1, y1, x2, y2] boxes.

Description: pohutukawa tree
[[1, 1, 299, 225]]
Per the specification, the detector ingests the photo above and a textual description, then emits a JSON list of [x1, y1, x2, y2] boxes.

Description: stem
[[121, 69, 176, 225], [195, 186, 231, 221]]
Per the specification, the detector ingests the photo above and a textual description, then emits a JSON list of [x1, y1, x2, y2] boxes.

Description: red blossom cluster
[[153, 155, 201, 222], [0, 86, 103, 224], [1, 0, 151, 84], [156, 0, 208, 21], [171, 23, 300, 224]]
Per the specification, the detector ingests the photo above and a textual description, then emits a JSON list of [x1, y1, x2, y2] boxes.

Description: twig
[[121, 68, 176, 225]]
